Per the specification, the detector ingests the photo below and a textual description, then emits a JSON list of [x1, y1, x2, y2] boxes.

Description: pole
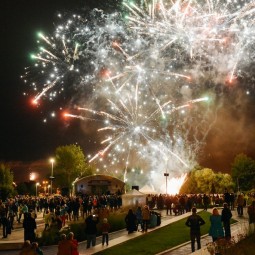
[[50, 158, 55, 195], [51, 161, 53, 195], [164, 173, 169, 195], [166, 175, 167, 194]]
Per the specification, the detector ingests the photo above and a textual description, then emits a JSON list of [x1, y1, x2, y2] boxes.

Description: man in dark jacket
[[85, 214, 99, 248], [23, 212, 37, 243], [185, 207, 205, 252], [221, 202, 232, 239]]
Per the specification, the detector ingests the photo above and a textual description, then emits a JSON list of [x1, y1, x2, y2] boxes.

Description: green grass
[[95, 211, 212, 255]]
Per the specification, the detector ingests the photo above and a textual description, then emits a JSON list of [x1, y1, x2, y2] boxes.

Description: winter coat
[[209, 215, 224, 238]]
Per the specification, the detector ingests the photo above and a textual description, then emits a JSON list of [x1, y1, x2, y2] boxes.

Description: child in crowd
[[101, 218, 110, 246]]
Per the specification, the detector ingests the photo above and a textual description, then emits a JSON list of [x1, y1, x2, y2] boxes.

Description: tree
[[180, 167, 234, 194], [195, 168, 215, 193], [231, 153, 255, 191], [0, 163, 14, 200], [54, 144, 94, 194], [213, 172, 234, 193]]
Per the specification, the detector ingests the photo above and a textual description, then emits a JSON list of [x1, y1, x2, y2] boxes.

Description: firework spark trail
[[23, 0, 255, 176], [33, 79, 58, 103], [75, 96, 208, 167], [125, 0, 255, 77]]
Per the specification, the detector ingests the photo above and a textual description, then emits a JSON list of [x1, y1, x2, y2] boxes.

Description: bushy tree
[[180, 167, 234, 194], [231, 153, 255, 191], [54, 144, 95, 194], [0, 163, 14, 200]]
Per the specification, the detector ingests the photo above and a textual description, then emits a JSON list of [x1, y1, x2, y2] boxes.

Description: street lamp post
[[164, 173, 169, 195], [35, 182, 40, 197], [49, 158, 55, 195]]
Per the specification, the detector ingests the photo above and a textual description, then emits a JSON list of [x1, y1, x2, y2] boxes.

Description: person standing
[[8, 209, 15, 230], [221, 203, 232, 240], [68, 232, 79, 255], [43, 210, 51, 231], [165, 195, 172, 215], [101, 218, 110, 246], [202, 194, 210, 211], [0, 200, 6, 232], [209, 208, 224, 242], [224, 189, 231, 207], [23, 212, 37, 243], [135, 206, 143, 231], [125, 209, 137, 234], [1, 213, 10, 238], [57, 234, 72, 255], [185, 207, 205, 253], [142, 205, 151, 232], [248, 201, 255, 232], [236, 193, 245, 216], [85, 214, 99, 248]]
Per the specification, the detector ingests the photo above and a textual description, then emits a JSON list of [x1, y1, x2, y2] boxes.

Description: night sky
[[1, 0, 255, 182], [0, 0, 103, 181]]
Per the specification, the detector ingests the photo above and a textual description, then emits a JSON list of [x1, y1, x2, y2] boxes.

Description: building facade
[[74, 174, 125, 195]]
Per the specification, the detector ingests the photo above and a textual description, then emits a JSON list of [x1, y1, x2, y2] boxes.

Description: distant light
[[30, 172, 37, 181]]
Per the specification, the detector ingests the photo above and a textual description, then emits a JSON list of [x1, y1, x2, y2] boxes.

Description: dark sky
[[1, 0, 255, 182], [0, 0, 103, 181], [0, 0, 119, 162]]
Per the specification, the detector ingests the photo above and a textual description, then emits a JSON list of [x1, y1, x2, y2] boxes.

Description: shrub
[[37, 225, 61, 246]]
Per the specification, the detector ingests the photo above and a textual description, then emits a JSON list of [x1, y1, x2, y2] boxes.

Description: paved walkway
[[158, 208, 249, 255], [0, 208, 250, 255]]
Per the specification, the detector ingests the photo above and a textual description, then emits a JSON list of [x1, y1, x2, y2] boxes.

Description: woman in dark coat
[[125, 209, 137, 234]]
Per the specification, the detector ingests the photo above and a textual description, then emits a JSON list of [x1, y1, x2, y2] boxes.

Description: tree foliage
[[231, 153, 255, 191], [180, 167, 234, 194], [0, 163, 14, 200], [54, 144, 94, 193]]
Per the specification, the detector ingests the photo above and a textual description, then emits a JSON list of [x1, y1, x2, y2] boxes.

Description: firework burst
[[23, 0, 255, 181]]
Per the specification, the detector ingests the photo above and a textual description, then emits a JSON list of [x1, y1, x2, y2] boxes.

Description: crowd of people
[[0, 189, 255, 254]]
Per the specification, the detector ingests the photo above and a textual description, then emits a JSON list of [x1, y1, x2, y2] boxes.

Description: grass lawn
[[94, 211, 212, 255]]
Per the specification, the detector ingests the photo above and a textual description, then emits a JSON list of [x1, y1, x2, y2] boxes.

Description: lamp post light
[[49, 158, 55, 195], [164, 172, 169, 195], [35, 182, 40, 197]]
